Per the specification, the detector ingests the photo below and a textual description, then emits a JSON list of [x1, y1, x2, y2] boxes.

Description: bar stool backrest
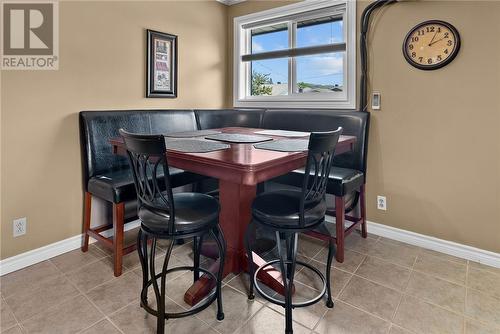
[[119, 129, 175, 234], [300, 127, 343, 227]]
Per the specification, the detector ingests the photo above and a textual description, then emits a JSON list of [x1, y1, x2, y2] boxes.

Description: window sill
[[234, 98, 356, 110]]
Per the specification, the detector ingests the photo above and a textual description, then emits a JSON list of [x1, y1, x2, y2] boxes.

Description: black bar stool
[[245, 128, 343, 334], [119, 129, 226, 334]]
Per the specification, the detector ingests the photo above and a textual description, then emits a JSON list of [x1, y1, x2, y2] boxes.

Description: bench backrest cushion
[[262, 109, 369, 172], [79, 110, 197, 188], [195, 109, 264, 129], [149, 110, 197, 134]]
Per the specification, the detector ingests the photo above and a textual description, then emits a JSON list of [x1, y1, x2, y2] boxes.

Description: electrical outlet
[[13, 217, 27, 237], [377, 196, 387, 211]]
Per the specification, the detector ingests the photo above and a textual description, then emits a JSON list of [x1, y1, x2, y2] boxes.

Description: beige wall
[[2, 0, 499, 260], [0, 1, 228, 259], [227, 0, 500, 253]]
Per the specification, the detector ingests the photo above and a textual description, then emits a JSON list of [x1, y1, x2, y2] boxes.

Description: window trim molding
[[233, 0, 357, 110]]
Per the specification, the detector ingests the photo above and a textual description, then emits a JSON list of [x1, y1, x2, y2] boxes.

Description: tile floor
[[1, 229, 499, 334]]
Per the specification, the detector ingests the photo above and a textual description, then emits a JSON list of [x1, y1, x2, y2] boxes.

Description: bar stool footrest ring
[[253, 259, 327, 308], [140, 265, 217, 319]]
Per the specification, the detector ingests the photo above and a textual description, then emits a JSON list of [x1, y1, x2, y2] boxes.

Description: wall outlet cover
[[377, 196, 387, 211], [13, 217, 27, 237]]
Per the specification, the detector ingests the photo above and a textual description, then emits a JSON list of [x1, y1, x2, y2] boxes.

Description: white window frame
[[233, 0, 357, 109]]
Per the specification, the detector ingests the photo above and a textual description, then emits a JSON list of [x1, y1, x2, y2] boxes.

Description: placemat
[[254, 139, 309, 152], [165, 130, 221, 138], [254, 129, 310, 137], [205, 133, 273, 143], [165, 138, 229, 153]]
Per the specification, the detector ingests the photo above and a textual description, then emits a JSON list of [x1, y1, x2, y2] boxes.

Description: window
[[234, 0, 356, 109]]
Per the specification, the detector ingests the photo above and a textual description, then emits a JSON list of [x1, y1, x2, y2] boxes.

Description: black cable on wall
[[360, 0, 399, 112]]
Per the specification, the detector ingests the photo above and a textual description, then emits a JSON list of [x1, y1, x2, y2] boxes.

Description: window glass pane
[[296, 53, 343, 94], [251, 23, 288, 53], [297, 17, 343, 48], [251, 58, 288, 96]]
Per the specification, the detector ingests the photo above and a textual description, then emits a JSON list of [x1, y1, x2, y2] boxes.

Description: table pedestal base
[[184, 251, 289, 306], [184, 180, 288, 306]]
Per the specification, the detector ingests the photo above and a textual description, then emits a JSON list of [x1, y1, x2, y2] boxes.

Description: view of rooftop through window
[[251, 17, 344, 96]]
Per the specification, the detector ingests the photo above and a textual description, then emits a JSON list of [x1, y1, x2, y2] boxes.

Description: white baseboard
[[1, 220, 499, 276], [367, 221, 500, 268], [0, 220, 140, 276]]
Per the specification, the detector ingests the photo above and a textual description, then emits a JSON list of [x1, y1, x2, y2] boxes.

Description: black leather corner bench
[[79, 108, 369, 276]]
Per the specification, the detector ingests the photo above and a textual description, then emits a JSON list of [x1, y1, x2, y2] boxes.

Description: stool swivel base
[[245, 227, 335, 334], [138, 226, 226, 334]]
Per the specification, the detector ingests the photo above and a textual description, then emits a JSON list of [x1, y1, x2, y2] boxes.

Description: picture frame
[[146, 29, 178, 98]]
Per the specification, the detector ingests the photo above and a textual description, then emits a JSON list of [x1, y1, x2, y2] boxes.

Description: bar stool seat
[[252, 190, 326, 229], [139, 193, 219, 234]]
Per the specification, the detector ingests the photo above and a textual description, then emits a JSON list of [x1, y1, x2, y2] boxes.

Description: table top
[[111, 127, 356, 185]]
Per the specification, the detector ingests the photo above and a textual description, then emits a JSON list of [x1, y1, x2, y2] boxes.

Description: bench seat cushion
[[88, 167, 204, 203], [272, 167, 364, 197]]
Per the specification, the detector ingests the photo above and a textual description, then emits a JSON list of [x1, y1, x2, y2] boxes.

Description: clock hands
[[428, 30, 439, 46], [429, 37, 445, 46]]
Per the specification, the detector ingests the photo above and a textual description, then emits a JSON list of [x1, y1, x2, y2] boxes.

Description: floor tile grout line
[[388, 323, 420, 334], [466, 285, 500, 302], [104, 299, 143, 321], [75, 316, 122, 334], [260, 302, 316, 333], [10, 287, 91, 331], [337, 284, 399, 324], [1, 272, 80, 317], [408, 266, 467, 288], [54, 260, 126, 334], [340, 249, 476, 333], [81, 270, 136, 295], [49, 249, 109, 276], [350, 271, 407, 294], [1, 293, 24, 334], [60, 243, 164, 282], [224, 274, 324, 332], [463, 260, 470, 334], [462, 315, 500, 331], [311, 259, 359, 333], [468, 262, 500, 277], [352, 235, 475, 273], [408, 265, 468, 288], [336, 299, 392, 324], [408, 262, 500, 304], [0, 260, 63, 300], [6, 278, 85, 328], [306, 256, 362, 276], [417, 248, 467, 266], [341, 249, 416, 271], [337, 256, 364, 297], [390, 254, 418, 325], [78, 244, 170, 295], [229, 302, 266, 334], [99, 301, 134, 334], [396, 291, 468, 318]]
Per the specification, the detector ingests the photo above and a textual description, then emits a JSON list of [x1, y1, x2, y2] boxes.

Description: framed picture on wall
[[146, 29, 177, 98]]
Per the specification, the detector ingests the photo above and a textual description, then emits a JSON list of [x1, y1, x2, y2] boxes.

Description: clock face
[[403, 20, 460, 70]]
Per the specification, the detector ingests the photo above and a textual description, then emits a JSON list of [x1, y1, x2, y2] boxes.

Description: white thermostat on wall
[[372, 92, 381, 110]]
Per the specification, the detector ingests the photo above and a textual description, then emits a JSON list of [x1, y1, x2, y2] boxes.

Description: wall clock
[[403, 20, 461, 70]]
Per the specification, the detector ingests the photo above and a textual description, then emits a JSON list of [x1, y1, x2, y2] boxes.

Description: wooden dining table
[[110, 127, 356, 306]]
